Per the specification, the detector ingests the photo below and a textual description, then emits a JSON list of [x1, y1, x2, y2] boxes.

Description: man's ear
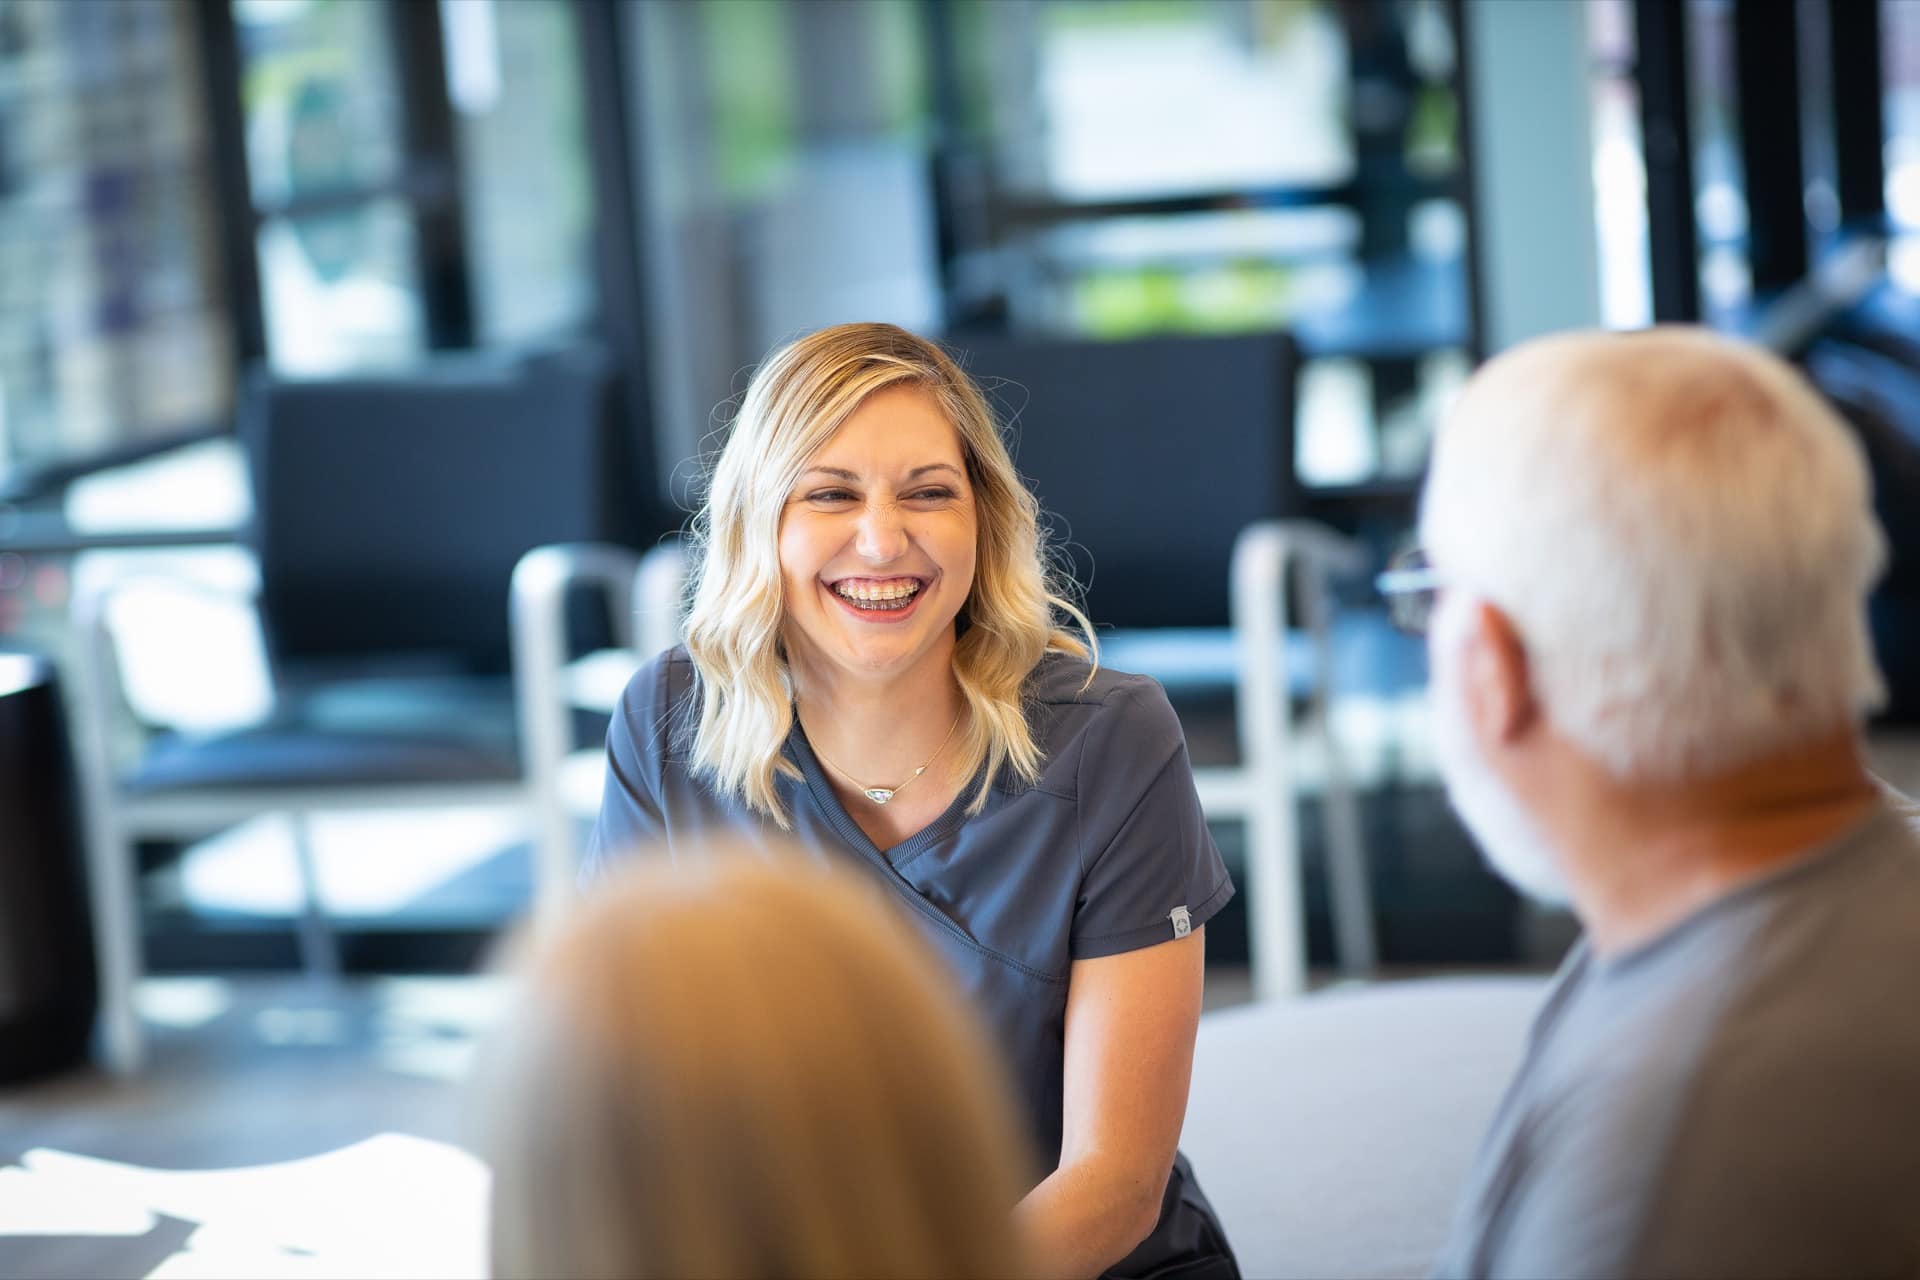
[[1462, 601, 1540, 747]]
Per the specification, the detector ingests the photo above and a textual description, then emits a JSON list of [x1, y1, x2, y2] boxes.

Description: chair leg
[[288, 816, 341, 981], [1246, 787, 1309, 1000], [81, 813, 144, 1075], [1319, 716, 1380, 977]]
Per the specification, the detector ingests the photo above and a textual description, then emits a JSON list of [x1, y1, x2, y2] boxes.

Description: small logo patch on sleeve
[[1170, 905, 1192, 938]]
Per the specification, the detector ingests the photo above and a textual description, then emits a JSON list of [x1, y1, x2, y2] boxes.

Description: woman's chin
[[815, 619, 956, 682]]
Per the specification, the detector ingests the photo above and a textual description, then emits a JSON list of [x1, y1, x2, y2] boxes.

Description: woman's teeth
[[831, 580, 921, 611]]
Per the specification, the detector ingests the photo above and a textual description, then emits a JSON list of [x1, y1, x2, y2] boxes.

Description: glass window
[[234, 0, 598, 372], [1586, 0, 1653, 330], [235, 0, 425, 373], [1020, 1, 1353, 200], [0, 0, 233, 478], [634, 0, 941, 468], [235, 0, 407, 208], [635, 0, 1472, 490], [255, 198, 426, 371], [944, 0, 1470, 488], [1687, 0, 1751, 319], [449, 0, 596, 346]]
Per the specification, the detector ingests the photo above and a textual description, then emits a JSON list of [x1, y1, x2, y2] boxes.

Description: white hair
[[1420, 326, 1887, 782]]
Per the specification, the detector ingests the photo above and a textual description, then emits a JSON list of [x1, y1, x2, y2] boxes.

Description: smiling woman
[[679, 324, 1091, 833], [585, 322, 1241, 1279]]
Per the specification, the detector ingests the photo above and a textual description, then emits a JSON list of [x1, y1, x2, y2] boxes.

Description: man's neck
[[1546, 730, 1880, 956]]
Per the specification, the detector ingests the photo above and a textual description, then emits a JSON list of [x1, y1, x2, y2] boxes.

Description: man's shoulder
[[1695, 809, 1920, 1076], [1716, 805, 1920, 1009], [1450, 814, 1920, 1278], [1603, 811, 1920, 1259]]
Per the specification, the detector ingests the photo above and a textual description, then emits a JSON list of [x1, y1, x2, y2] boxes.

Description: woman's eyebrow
[[799, 463, 963, 482]]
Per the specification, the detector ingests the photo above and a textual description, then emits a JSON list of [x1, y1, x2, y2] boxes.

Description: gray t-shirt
[[1435, 805, 1920, 1280], [587, 646, 1237, 1278]]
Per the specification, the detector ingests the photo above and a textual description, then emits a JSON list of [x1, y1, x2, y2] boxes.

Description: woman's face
[[778, 385, 978, 689]]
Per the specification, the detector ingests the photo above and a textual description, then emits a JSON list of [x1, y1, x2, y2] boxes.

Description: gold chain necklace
[[803, 708, 964, 806]]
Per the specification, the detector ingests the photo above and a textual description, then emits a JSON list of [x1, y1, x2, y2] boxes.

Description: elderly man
[[1390, 328, 1920, 1278]]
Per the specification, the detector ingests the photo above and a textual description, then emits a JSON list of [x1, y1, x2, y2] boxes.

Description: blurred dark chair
[[69, 347, 640, 1073], [948, 331, 1424, 996]]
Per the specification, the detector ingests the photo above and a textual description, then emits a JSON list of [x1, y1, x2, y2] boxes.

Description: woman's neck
[[789, 651, 967, 788]]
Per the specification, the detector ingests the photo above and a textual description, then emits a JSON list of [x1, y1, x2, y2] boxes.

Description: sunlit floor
[[0, 977, 503, 1280]]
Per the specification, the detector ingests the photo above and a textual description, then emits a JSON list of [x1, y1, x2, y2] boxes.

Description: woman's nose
[[854, 500, 908, 561]]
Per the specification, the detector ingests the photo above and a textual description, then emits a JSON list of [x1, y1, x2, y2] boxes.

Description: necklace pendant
[[862, 787, 896, 805]]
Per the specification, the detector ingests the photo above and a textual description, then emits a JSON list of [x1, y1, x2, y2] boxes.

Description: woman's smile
[[824, 574, 929, 621]]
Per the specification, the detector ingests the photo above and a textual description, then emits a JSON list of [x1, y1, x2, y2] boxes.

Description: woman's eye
[[806, 489, 856, 503], [906, 487, 957, 503]]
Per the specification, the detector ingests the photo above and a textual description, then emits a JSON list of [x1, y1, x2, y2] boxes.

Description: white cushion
[[1182, 977, 1548, 1279]]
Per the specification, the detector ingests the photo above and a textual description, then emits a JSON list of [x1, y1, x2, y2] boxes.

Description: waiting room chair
[[69, 347, 639, 1073]]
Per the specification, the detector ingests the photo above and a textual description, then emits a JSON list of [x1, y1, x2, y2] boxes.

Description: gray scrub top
[[586, 646, 1238, 1279]]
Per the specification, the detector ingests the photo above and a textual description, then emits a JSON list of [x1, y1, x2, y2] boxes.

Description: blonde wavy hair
[[478, 848, 1033, 1280], [683, 322, 1095, 825]]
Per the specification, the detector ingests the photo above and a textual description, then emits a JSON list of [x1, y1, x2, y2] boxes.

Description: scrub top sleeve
[[581, 652, 674, 882], [1069, 679, 1235, 960]]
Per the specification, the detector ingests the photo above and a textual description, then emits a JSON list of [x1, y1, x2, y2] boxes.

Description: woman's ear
[[1463, 601, 1541, 748]]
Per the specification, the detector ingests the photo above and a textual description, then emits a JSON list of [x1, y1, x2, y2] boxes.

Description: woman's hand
[[1015, 927, 1207, 1278]]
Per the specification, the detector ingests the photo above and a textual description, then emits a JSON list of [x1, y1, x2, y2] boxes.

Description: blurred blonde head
[[683, 322, 1094, 826], [478, 847, 1032, 1280], [1419, 326, 1886, 782]]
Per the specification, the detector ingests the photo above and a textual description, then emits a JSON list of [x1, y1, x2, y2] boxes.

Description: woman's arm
[[1015, 927, 1206, 1278]]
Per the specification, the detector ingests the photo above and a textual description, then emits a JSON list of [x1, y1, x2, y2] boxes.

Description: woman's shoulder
[[617, 643, 696, 707], [613, 644, 700, 762], [1022, 652, 1186, 791], [1026, 649, 1178, 719]]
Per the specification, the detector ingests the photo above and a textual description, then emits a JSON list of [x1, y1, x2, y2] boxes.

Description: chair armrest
[[510, 543, 643, 773], [512, 542, 647, 925], [1229, 520, 1368, 752]]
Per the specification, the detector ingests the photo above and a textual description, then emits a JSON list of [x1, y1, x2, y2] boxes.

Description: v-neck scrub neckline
[[788, 726, 973, 869], [587, 646, 1239, 1277]]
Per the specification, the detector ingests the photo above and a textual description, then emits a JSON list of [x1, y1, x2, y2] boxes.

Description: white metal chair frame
[[1207, 520, 1375, 997], [509, 521, 1374, 1000], [69, 568, 530, 1074], [510, 540, 686, 928]]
